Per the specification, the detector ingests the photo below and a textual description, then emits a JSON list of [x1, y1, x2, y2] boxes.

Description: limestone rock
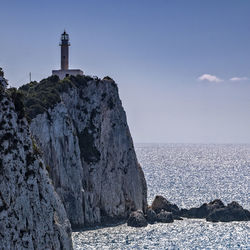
[[180, 199, 225, 218], [151, 195, 179, 214], [206, 201, 250, 222], [22, 75, 147, 228], [0, 88, 72, 249], [0, 68, 7, 89], [156, 210, 174, 223], [127, 210, 148, 227], [146, 208, 157, 224]]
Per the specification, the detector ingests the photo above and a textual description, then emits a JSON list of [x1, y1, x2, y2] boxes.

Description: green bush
[[17, 75, 85, 119], [16, 74, 103, 119], [7, 88, 25, 119]]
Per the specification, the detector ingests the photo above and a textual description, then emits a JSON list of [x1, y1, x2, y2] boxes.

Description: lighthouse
[[60, 30, 70, 70], [52, 30, 83, 79]]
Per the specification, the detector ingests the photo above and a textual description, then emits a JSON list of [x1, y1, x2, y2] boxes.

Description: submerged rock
[[127, 211, 148, 227], [20, 75, 147, 228], [0, 86, 72, 249], [156, 210, 174, 223], [206, 201, 250, 222], [151, 195, 180, 214]]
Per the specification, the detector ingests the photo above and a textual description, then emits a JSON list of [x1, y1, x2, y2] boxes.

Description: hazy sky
[[1, 0, 250, 143]]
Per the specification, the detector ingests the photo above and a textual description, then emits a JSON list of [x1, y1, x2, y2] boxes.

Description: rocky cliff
[[0, 77, 72, 249], [19, 75, 147, 228]]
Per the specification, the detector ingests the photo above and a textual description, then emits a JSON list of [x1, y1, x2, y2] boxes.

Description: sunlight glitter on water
[[73, 144, 250, 249], [73, 220, 250, 249]]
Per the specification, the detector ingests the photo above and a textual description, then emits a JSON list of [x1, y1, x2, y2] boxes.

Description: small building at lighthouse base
[[52, 69, 83, 80]]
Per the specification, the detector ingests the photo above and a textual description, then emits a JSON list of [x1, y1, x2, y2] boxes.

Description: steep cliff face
[[21, 75, 147, 228], [0, 79, 72, 249]]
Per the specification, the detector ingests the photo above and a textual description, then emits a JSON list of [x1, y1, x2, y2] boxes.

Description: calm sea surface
[[73, 144, 250, 249]]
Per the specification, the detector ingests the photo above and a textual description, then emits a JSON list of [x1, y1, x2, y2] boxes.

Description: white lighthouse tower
[[52, 31, 83, 79]]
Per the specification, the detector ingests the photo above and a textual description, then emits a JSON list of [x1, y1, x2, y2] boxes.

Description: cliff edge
[[19, 75, 147, 228], [0, 77, 72, 249]]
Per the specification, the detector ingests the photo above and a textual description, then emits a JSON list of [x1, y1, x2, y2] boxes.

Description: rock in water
[[180, 199, 225, 218], [156, 210, 174, 223], [0, 87, 72, 249], [20, 75, 147, 228], [127, 210, 148, 227], [146, 208, 157, 224], [151, 195, 179, 214], [206, 201, 250, 222]]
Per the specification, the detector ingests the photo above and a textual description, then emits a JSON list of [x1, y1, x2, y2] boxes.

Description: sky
[[1, 0, 250, 143]]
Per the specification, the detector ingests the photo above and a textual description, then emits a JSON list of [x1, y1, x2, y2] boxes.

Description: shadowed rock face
[[25, 76, 147, 228], [149, 196, 250, 224], [0, 85, 72, 249], [179, 199, 250, 222], [156, 210, 174, 223], [127, 210, 148, 227], [151, 195, 180, 214], [146, 208, 157, 224], [206, 201, 250, 222], [180, 199, 226, 219]]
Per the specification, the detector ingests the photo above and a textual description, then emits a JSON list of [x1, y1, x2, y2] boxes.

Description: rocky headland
[[18, 74, 147, 229], [0, 75, 72, 249], [1, 70, 249, 249], [0, 72, 147, 248]]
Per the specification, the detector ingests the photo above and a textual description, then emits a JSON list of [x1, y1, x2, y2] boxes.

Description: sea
[[73, 144, 250, 249]]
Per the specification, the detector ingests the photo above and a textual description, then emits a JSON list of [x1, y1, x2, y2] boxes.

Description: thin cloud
[[198, 74, 223, 83], [230, 77, 248, 81]]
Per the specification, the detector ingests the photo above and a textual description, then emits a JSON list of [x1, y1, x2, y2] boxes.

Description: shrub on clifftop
[[17, 75, 92, 119]]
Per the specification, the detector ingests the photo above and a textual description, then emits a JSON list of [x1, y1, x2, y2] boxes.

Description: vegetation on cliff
[[17, 75, 92, 119], [16, 74, 117, 120], [0, 86, 72, 249]]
